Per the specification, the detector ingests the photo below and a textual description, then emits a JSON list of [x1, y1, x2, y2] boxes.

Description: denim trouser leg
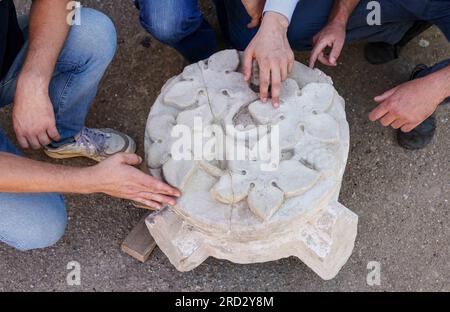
[[136, 0, 217, 63], [0, 8, 116, 251], [221, 0, 417, 51], [0, 8, 117, 142], [416, 60, 450, 79], [0, 127, 67, 251]]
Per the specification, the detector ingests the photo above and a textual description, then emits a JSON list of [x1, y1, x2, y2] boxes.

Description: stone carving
[[144, 50, 358, 280]]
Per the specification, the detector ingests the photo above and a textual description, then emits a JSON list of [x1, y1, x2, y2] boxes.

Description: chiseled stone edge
[[146, 202, 357, 280]]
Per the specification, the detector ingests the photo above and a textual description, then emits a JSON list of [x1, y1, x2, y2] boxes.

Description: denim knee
[[137, 0, 203, 46], [0, 193, 67, 251], [288, 27, 320, 51], [69, 8, 117, 67]]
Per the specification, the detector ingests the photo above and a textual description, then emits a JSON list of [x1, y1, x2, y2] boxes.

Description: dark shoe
[[396, 64, 436, 150], [364, 21, 433, 65], [397, 115, 436, 150], [409, 63, 428, 80], [364, 42, 400, 65]]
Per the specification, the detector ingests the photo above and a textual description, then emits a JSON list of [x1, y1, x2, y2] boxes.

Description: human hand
[[241, 0, 266, 28], [90, 153, 181, 209], [13, 74, 61, 149], [369, 77, 442, 132], [243, 11, 295, 107], [309, 21, 346, 68]]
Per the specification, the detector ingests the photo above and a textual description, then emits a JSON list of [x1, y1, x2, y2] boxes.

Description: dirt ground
[[0, 0, 448, 291]]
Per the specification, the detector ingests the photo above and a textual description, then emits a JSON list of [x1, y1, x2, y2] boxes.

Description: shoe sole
[[397, 132, 434, 150], [44, 135, 137, 162]]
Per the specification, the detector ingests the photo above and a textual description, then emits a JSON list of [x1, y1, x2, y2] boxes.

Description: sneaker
[[364, 21, 432, 65], [44, 127, 136, 162], [396, 64, 436, 150]]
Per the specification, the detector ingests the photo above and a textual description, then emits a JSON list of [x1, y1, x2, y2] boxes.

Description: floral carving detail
[[248, 80, 340, 149], [211, 157, 320, 221], [146, 114, 177, 168], [163, 63, 207, 109]]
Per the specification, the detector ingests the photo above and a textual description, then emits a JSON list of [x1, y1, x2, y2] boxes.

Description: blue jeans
[[0, 8, 117, 251], [136, 0, 220, 63], [221, 0, 450, 74]]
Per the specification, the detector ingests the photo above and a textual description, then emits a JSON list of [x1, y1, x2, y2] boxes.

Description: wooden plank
[[131, 201, 158, 210], [121, 213, 157, 262]]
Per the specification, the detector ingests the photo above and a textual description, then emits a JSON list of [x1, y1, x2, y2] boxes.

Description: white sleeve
[[263, 0, 300, 23]]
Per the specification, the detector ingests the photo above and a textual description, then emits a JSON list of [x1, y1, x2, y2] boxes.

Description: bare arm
[[0, 153, 181, 209], [309, 0, 360, 67], [328, 0, 360, 26], [0, 152, 90, 193], [20, 0, 70, 87], [13, 0, 71, 149]]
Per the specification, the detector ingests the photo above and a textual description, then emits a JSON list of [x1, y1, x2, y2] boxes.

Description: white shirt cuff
[[263, 0, 299, 23]]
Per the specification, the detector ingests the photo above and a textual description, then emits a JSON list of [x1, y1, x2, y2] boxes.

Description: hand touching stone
[[243, 12, 295, 107], [91, 153, 181, 209]]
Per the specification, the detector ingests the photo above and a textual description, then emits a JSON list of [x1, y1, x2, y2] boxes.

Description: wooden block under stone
[[121, 214, 156, 262]]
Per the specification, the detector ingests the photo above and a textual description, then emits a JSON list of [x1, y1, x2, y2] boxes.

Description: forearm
[[422, 65, 450, 101], [18, 0, 70, 89], [328, 0, 360, 26], [0, 153, 96, 194], [262, 11, 289, 31], [263, 0, 298, 23]]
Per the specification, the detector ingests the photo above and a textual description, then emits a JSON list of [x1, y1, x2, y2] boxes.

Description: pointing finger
[[270, 65, 282, 108]]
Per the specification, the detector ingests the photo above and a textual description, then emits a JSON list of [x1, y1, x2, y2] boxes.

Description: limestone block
[[144, 50, 357, 280]]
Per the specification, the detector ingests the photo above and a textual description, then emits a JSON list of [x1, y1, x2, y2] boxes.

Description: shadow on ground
[[0, 0, 448, 291]]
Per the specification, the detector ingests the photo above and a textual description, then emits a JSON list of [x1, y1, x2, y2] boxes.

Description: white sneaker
[[44, 127, 136, 162]]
